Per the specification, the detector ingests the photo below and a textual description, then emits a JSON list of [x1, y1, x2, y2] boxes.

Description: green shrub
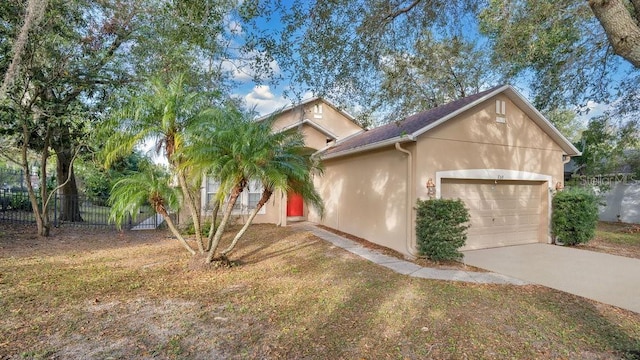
[[10, 193, 34, 211], [416, 198, 470, 261], [551, 188, 598, 246], [183, 220, 213, 236]]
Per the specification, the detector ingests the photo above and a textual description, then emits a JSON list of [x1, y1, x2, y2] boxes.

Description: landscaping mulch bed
[[316, 224, 487, 272]]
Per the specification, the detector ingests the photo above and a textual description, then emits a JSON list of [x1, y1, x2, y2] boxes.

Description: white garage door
[[440, 179, 545, 250]]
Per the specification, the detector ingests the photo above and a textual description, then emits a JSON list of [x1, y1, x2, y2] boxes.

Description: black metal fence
[[0, 190, 160, 230]]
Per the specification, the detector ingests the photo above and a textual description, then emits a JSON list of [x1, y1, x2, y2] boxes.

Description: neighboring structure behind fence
[[599, 182, 640, 224]]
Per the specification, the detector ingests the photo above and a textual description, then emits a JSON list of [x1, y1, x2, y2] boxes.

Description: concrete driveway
[[462, 244, 640, 314]]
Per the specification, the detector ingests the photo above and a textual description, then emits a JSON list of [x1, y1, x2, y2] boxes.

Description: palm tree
[[185, 110, 324, 263], [103, 73, 212, 253], [219, 128, 324, 259], [109, 168, 196, 255]]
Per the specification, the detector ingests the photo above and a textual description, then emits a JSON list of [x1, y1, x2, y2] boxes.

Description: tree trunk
[[589, 0, 640, 68], [206, 185, 242, 263], [221, 189, 272, 257], [206, 199, 220, 251], [176, 169, 204, 252], [54, 146, 83, 222], [158, 207, 196, 255], [21, 120, 50, 236]]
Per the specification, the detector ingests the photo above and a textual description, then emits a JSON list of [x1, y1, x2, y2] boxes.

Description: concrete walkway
[[295, 222, 528, 285], [463, 244, 640, 313]]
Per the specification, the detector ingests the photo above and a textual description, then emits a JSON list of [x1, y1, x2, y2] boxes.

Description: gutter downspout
[[395, 142, 418, 257]]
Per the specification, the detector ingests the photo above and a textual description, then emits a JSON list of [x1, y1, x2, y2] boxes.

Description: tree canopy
[[0, 0, 278, 234], [479, 0, 640, 112], [239, 0, 640, 121], [3, 0, 640, 238]]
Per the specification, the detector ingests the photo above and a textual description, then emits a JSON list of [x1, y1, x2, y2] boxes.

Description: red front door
[[286, 192, 304, 217]]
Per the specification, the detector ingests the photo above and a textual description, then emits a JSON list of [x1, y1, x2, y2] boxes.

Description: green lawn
[[597, 222, 640, 246], [1, 224, 639, 359]]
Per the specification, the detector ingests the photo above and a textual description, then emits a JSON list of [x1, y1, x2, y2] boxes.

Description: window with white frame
[[247, 179, 262, 210], [205, 177, 220, 210], [204, 177, 265, 214]]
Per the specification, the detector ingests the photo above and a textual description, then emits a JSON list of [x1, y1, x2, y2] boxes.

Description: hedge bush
[[551, 188, 598, 246], [416, 198, 470, 261]]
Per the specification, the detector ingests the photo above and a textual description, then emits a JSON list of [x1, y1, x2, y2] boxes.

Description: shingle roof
[[323, 86, 503, 156]]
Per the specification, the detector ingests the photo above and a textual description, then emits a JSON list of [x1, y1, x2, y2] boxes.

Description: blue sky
[[225, 2, 618, 125]]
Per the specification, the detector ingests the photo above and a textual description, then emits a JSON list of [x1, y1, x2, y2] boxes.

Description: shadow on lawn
[[525, 289, 640, 359], [0, 223, 169, 258], [237, 230, 321, 265], [227, 228, 640, 358], [3, 223, 639, 358]]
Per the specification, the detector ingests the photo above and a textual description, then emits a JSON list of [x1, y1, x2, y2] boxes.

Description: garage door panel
[[441, 179, 545, 250], [470, 230, 539, 249]]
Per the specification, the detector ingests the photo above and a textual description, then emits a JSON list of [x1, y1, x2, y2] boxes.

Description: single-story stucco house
[[202, 85, 581, 257]]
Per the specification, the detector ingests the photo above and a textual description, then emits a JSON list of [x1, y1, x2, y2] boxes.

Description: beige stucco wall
[[300, 125, 330, 150], [312, 94, 567, 256], [414, 94, 565, 200], [410, 94, 565, 250], [271, 99, 363, 141], [308, 147, 412, 255], [249, 189, 284, 225]]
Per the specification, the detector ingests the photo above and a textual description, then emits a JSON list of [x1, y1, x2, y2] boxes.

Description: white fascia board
[[301, 119, 339, 139], [410, 85, 581, 157], [273, 119, 339, 139], [255, 97, 358, 123], [319, 135, 415, 160], [503, 87, 582, 156]]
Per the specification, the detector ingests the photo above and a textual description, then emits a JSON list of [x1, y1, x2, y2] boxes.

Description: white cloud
[[577, 100, 610, 125], [226, 19, 243, 35], [242, 85, 291, 115]]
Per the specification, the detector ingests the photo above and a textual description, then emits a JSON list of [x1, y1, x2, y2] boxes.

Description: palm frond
[[109, 168, 181, 228]]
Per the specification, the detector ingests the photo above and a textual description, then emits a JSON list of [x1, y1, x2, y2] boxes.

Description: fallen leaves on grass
[[0, 223, 639, 359]]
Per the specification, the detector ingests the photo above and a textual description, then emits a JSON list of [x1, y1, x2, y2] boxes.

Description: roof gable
[[321, 85, 581, 159], [256, 97, 358, 124]]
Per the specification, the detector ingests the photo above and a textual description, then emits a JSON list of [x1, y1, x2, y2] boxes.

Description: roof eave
[[502, 87, 582, 156], [320, 135, 415, 160], [255, 97, 358, 123], [273, 118, 339, 139]]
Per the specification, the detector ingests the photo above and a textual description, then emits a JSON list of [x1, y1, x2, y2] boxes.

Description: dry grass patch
[[579, 222, 640, 259], [1, 223, 639, 359]]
